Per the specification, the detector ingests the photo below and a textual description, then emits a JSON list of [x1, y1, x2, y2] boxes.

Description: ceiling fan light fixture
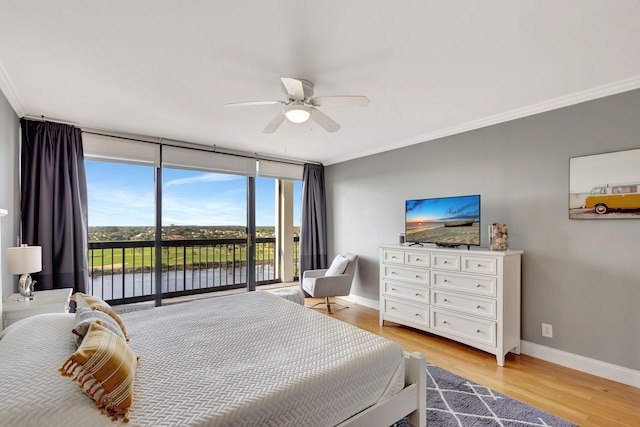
[[284, 105, 311, 123], [228, 77, 368, 133]]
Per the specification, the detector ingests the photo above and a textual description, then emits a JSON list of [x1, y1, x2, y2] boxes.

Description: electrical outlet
[[542, 323, 553, 338]]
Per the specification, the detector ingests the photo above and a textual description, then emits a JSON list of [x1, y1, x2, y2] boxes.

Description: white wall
[[0, 89, 19, 299], [326, 89, 640, 372]]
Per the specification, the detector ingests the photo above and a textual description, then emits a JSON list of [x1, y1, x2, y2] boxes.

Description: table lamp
[[7, 244, 42, 299]]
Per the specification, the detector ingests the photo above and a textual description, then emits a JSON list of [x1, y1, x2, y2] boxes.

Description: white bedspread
[[0, 291, 404, 426]]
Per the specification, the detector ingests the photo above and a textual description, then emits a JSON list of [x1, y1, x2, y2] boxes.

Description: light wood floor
[[305, 296, 640, 427]]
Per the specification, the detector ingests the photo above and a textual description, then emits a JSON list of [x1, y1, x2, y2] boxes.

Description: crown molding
[[0, 60, 24, 117], [326, 76, 640, 165]]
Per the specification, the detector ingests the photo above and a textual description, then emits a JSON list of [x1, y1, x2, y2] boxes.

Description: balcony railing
[[88, 237, 299, 305]]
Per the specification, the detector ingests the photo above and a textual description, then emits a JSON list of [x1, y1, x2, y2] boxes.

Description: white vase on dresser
[[379, 244, 523, 366], [0, 208, 8, 329]]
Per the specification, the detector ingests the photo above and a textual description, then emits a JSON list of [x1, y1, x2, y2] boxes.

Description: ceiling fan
[[224, 77, 369, 133]]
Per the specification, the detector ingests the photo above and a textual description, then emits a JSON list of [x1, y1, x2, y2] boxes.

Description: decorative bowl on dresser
[[379, 244, 523, 366]]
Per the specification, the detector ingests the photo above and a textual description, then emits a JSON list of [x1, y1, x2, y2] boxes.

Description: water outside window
[[85, 159, 301, 304]]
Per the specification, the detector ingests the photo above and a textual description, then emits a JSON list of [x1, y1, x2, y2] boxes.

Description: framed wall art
[[569, 148, 640, 219]]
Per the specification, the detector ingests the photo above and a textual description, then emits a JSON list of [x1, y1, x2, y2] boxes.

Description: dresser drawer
[[431, 271, 496, 297], [384, 281, 428, 303], [431, 309, 496, 347], [384, 266, 429, 285], [462, 256, 497, 275], [383, 298, 429, 326], [3, 302, 70, 328], [431, 290, 496, 319], [3, 289, 72, 329], [383, 249, 405, 265], [431, 254, 460, 271], [405, 251, 430, 267]]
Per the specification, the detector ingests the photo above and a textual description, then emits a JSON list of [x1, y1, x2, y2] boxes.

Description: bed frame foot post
[[406, 352, 427, 427]]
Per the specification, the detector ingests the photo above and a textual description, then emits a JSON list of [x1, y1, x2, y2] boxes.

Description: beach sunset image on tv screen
[[405, 195, 480, 246]]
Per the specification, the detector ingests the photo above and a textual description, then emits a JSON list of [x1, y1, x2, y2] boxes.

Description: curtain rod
[[22, 114, 320, 167]]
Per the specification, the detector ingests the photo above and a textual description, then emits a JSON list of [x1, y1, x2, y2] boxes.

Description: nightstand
[[2, 288, 73, 329]]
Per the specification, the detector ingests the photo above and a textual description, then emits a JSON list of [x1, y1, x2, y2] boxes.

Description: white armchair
[[302, 253, 358, 313]]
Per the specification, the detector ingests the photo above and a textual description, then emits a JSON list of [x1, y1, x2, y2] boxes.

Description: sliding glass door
[[84, 160, 156, 303], [161, 167, 249, 297], [83, 135, 303, 306]]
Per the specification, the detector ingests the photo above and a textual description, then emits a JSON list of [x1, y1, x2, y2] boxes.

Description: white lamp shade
[[284, 106, 311, 123], [7, 245, 42, 274]]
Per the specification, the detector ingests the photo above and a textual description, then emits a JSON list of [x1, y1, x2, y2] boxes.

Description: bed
[[0, 291, 425, 426]]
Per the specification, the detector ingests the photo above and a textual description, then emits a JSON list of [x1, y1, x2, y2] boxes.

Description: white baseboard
[[521, 340, 640, 388], [344, 294, 379, 310], [341, 297, 640, 389]]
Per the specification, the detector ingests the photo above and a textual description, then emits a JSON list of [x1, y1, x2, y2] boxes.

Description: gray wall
[[326, 89, 640, 371], [0, 89, 19, 299]]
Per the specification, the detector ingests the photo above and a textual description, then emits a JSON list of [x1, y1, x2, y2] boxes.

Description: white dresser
[[379, 244, 523, 366], [3, 288, 72, 328]]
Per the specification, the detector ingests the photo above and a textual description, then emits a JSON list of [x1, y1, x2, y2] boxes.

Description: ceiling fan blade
[[263, 112, 286, 133], [310, 108, 341, 133], [280, 77, 305, 100], [310, 96, 369, 107], [224, 100, 284, 107]]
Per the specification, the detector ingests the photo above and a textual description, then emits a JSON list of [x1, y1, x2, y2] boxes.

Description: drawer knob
[[476, 305, 481, 309], [476, 329, 481, 333], [415, 275, 421, 279], [391, 306, 397, 310], [391, 271, 397, 275], [392, 255, 398, 259], [414, 313, 421, 317], [416, 258, 421, 261], [443, 320, 448, 324], [391, 288, 397, 291], [443, 261, 448, 264], [443, 298, 449, 302], [476, 284, 481, 288], [477, 263, 482, 267], [415, 293, 421, 297], [443, 279, 448, 283]]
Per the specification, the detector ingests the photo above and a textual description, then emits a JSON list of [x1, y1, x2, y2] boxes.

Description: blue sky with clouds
[[86, 160, 301, 227]]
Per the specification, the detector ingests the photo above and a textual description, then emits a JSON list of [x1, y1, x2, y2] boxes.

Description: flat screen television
[[405, 194, 481, 248]]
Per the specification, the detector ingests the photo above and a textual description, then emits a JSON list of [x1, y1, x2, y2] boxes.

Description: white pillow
[[325, 254, 349, 276], [72, 307, 126, 347]]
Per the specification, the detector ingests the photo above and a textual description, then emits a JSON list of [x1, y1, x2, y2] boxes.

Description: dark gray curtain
[[299, 163, 327, 294], [20, 119, 89, 293]]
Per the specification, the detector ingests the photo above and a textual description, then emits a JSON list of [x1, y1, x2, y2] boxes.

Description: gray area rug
[[395, 363, 577, 426]]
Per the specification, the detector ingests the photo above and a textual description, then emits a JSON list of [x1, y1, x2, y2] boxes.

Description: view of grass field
[[85, 162, 302, 285], [88, 226, 298, 271], [89, 245, 257, 271]]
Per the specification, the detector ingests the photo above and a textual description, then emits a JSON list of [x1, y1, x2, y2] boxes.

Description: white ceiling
[[1, 1, 639, 165]]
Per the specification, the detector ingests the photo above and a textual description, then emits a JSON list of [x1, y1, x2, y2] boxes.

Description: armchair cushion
[[302, 274, 351, 298], [302, 269, 328, 279], [325, 254, 349, 276]]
